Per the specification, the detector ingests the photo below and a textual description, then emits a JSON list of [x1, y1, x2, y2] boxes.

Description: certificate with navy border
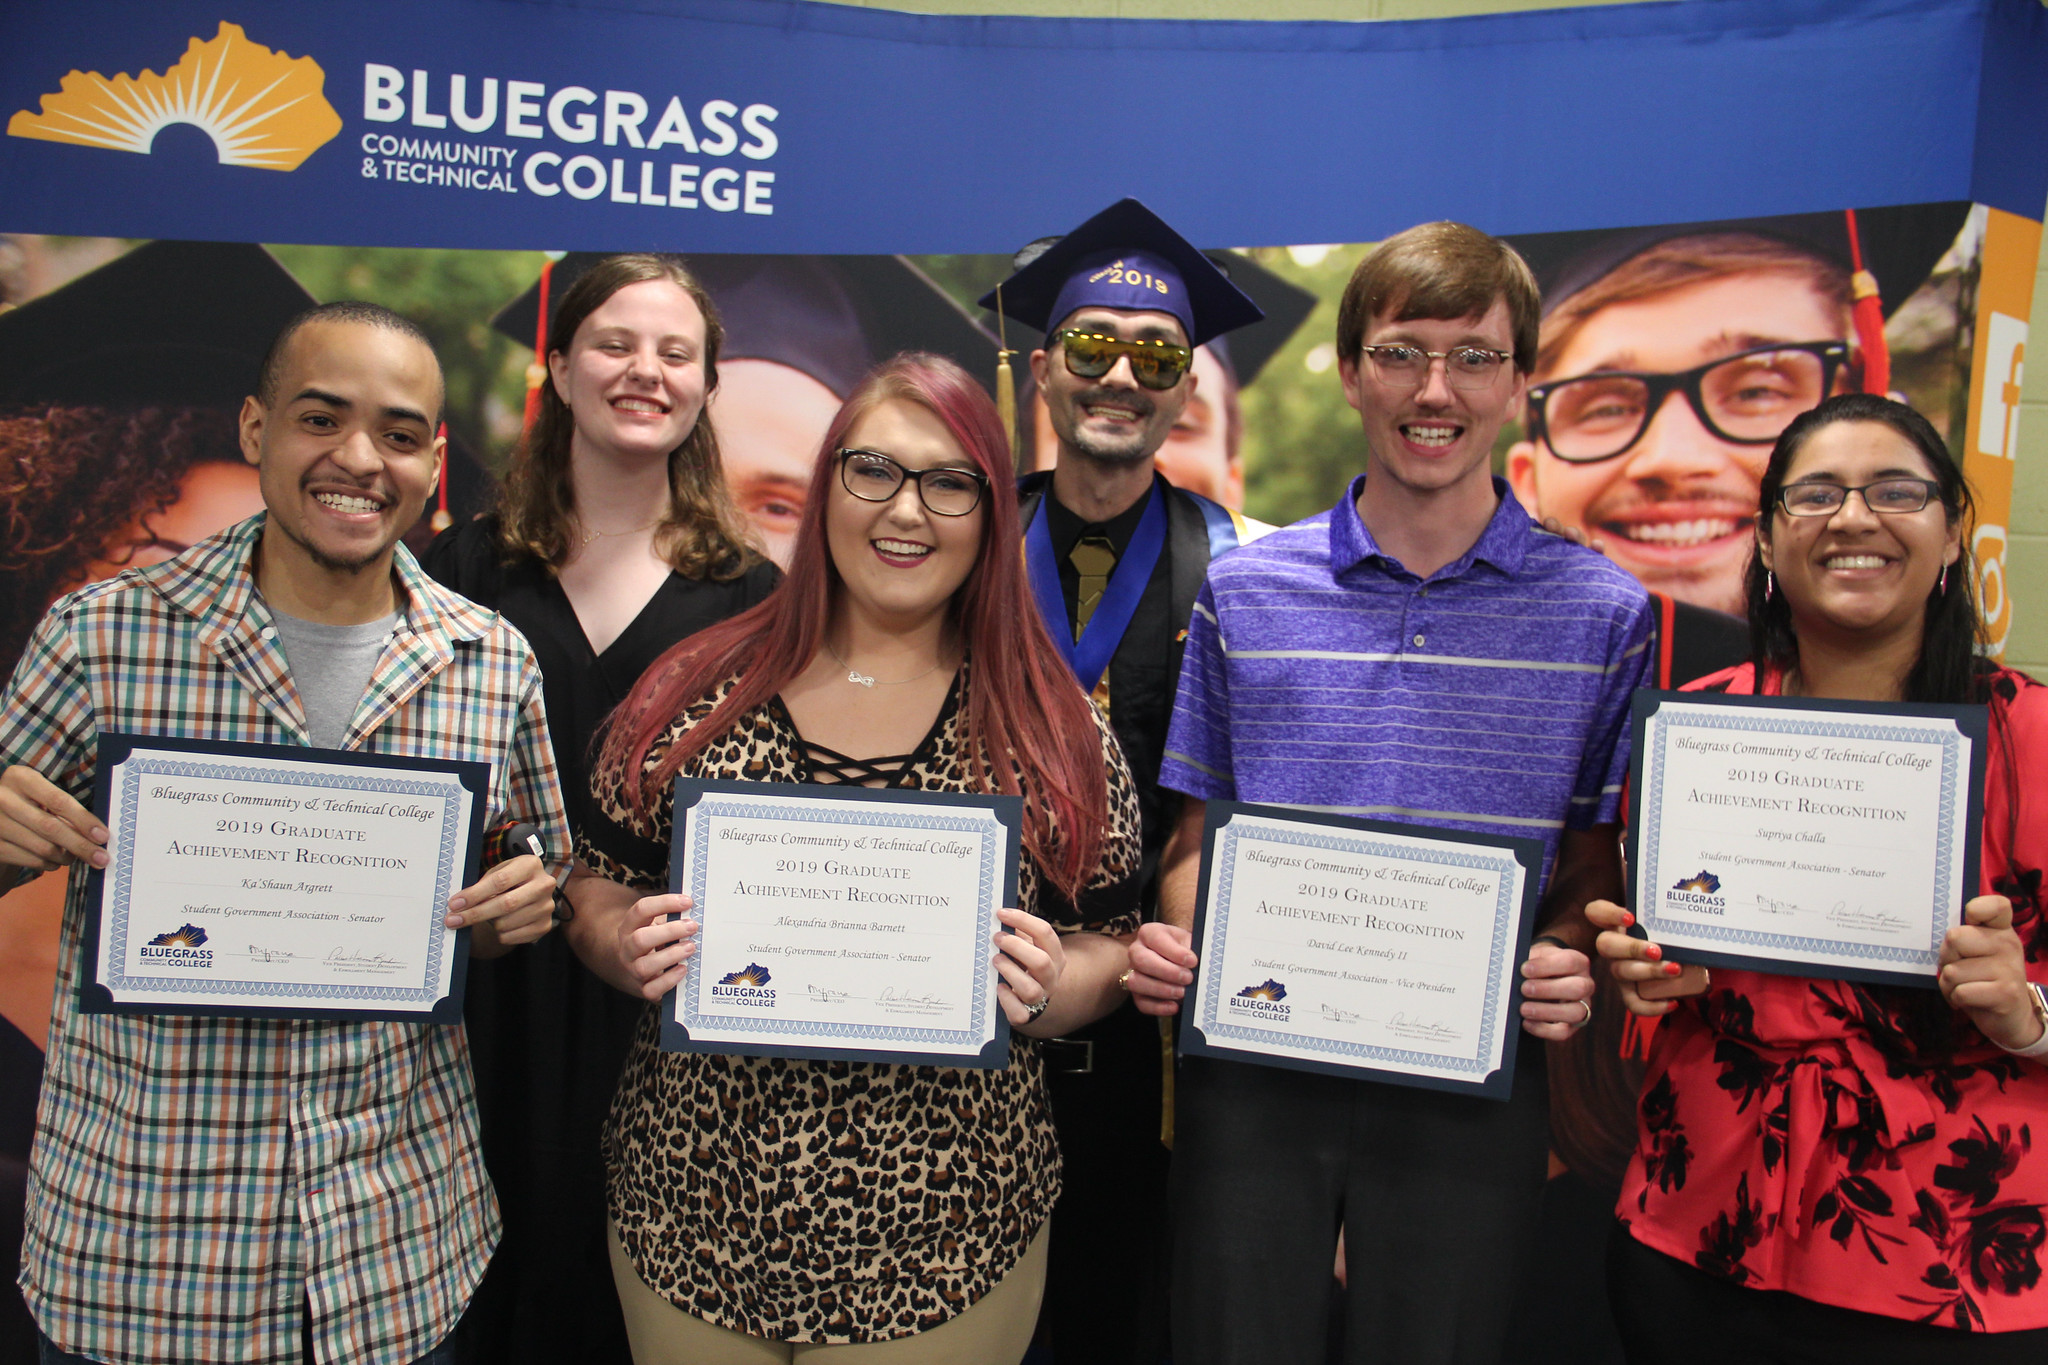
[[1626, 690, 1987, 989], [1179, 802, 1543, 1101], [80, 733, 488, 1023], [662, 779, 1022, 1068]]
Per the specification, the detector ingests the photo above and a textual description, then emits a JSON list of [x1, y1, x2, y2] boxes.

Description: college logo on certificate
[[82, 733, 490, 1022], [662, 779, 1022, 1068], [1179, 802, 1543, 1101], [1626, 691, 1988, 988]]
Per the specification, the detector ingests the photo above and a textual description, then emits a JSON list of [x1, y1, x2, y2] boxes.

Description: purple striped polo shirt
[[1161, 475, 1652, 892]]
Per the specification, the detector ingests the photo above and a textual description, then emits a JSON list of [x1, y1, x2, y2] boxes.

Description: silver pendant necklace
[[822, 643, 946, 689]]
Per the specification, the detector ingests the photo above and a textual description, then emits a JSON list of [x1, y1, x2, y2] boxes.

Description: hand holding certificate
[[1626, 691, 1987, 988], [79, 734, 491, 1021], [657, 779, 1023, 1067], [1179, 803, 1543, 1100]]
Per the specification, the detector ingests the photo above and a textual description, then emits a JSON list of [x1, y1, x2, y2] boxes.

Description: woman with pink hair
[[565, 353, 1141, 1363]]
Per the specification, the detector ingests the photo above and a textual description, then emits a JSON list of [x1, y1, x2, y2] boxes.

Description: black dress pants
[[1607, 1224, 2048, 1365], [1171, 1046, 1551, 1365], [1037, 1001, 1172, 1364]]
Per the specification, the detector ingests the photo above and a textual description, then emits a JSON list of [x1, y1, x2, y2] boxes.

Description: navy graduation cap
[[977, 197, 1264, 348], [0, 240, 315, 410]]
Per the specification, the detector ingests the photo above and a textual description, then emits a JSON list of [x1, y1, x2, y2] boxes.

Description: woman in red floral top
[[1590, 394, 2048, 1363]]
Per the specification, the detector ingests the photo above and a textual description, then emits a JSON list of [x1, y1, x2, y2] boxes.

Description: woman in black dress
[[425, 254, 779, 1363]]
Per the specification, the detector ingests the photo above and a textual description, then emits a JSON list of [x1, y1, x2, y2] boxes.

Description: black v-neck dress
[[423, 515, 779, 1365]]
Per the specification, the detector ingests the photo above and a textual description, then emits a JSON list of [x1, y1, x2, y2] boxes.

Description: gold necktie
[[1069, 536, 1118, 642]]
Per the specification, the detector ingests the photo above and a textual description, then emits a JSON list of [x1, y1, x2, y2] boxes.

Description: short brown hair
[[1533, 232, 1851, 379], [497, 254, 757, 581], [1336, 222, 1540, 373]]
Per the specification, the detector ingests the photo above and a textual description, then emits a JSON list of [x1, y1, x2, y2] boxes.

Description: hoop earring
[[1765, 570, 1775, 602], [1938, 564, 1950, 595]]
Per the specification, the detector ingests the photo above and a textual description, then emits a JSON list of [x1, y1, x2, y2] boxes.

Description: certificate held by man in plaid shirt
[[0, 303, 571, 1365]]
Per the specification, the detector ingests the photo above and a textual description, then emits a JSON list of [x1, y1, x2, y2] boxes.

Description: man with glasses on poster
[[979, 197, 1268, 1364], [1505, 207, 1969, 626]]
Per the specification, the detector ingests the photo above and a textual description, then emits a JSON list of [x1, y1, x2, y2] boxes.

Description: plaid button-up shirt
[[1, 515, 571, 1365]]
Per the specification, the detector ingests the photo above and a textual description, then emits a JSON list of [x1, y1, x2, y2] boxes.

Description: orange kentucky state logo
[[8, 21, 341, 170]]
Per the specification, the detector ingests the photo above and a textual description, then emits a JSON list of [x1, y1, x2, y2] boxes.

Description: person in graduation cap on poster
[[978, 196, 1269, 1365], [1503, 204, 1970, 631]]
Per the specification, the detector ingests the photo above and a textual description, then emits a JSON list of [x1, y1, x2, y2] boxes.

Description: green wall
[[822, 0, 2048, 676]]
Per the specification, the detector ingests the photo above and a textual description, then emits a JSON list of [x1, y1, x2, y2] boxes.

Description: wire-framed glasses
[[1777, 478, 1939, 517], [1358, 344, 1514, 391]]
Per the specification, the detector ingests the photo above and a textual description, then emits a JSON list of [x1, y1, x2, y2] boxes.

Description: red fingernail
[[1664, 962, 1681, 977], [1620, 912, 1634, 927], [1643, 944, 1662, 961]]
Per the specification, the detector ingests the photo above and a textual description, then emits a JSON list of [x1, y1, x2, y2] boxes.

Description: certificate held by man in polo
[[82, 733, 489, 1022], [1627, 690, 1986, 988], [1180, 802, 1543, 1100], [664, 779, 1022, 1068]]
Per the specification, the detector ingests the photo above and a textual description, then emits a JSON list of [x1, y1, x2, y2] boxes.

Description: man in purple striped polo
[[1124, 222, 1652, 1365]]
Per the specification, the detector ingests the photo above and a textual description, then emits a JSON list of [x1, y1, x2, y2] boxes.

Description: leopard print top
[[578, 665, 1142, 1343]]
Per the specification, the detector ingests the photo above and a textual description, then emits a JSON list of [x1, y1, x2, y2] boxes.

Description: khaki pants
[[607, 1221, 1049, 1365]]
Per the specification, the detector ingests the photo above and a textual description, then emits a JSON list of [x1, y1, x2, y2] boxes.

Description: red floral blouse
[[1618, 663, 2048, 1332]]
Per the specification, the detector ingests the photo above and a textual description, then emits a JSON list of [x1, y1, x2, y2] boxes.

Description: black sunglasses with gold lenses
[[1054, 328, 1193, 391]]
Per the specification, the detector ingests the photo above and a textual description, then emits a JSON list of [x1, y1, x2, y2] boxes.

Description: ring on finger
[[1024, 991, 1051, 1020], [1575, 998, 1593, 1027]]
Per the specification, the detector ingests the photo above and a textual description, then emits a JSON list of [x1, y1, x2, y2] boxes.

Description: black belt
[[1042, 1037, 1096, 1074]]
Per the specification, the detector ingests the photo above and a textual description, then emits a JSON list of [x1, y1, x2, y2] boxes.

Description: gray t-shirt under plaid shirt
[[269, 607, 400, 747]]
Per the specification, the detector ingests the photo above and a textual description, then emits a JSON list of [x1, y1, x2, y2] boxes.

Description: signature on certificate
[[876, 985, 951, 1011], [806, 985, 853, 1005], [246, 945, 295, 965], [1384, 1011, 1463, 1044], [323, 946, 405, 974], [1826, 901, 1911, 935], [1319, 1004, 1361, 1025], [1754, 894, 1801, 919]]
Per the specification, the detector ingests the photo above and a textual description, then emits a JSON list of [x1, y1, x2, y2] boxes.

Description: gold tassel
[[996, 349, 1018, 464], [994, 283, 1020, 464]]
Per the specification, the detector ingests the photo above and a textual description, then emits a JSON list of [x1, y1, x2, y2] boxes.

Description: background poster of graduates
[[2, 0, 2046, 1357]]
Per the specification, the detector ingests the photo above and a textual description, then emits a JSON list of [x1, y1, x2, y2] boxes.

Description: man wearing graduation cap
[[1016, 248, 1318, 511], [979, 197, 1267, 1364]]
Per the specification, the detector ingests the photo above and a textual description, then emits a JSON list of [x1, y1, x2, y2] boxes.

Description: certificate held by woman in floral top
[[664, 778, 1022, 1067], [1627, 690, 1988, 988], [82, 733, 489, 1022]]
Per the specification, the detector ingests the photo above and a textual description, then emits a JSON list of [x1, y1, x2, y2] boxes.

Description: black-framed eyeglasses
[[1776, 478, 1940, 518], [1526, 341, 1851, 463], [836, 448, 988, 517], [1358, 344, 1515, 391], [1054, 328, 1193, 391]]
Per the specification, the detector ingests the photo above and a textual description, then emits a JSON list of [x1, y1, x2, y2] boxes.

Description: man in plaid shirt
[[0, 303, 571, 1365]]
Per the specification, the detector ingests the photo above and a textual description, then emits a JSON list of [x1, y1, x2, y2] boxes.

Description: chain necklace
[[822, 642, 949, 689], [578, 516, 662, 546]]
